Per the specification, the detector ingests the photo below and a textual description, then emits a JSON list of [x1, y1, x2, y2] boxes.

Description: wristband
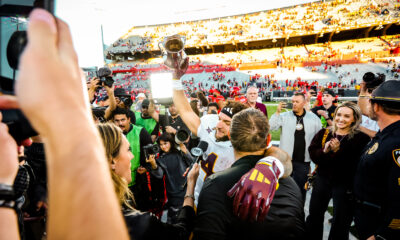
[[258, 156, 284, 179], [184, 194, 195, 200], [172, 79, 184, 90], [0, 199, 23, 211], [0, 183, 15, 201]]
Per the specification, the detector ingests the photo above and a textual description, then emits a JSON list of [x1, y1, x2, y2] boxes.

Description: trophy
[[158, 34, 188, 70]]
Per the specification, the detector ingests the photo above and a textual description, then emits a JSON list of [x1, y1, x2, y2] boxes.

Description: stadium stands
[[105, 0, 400, 55]]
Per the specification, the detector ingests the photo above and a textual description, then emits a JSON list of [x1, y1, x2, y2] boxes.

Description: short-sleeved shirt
[[194, 123, 234, 205], [199, 114, 219, 136], [361, 115, 379, 132], [311, 105, 336, 127]]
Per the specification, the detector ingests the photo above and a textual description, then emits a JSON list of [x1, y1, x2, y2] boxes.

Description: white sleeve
[[197, 123, 209, 140], [269, 112, 284, 131]]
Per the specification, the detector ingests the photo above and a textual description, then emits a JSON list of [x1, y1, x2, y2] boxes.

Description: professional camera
[[175, 129, 189, 144], [119, 96, 133, 107], [114, 88, 133, 107], [91, 107, 106, 123], [143, 144, 160, 159], [363, 72, 385, 93], [96, 67, 114, 88]]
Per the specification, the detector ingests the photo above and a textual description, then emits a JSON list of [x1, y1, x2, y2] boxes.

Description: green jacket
[[135, 112, 157, 135], [126, 124, 142, 186]]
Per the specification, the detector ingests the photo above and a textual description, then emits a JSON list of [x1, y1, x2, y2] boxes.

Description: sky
[[54, 0, 318, 68]]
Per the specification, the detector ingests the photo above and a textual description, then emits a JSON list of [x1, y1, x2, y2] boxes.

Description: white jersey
[[200, 114, 219, 135], [194, 123, 234, 205]]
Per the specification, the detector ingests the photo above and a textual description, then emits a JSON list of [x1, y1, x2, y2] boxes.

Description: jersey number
[[201, 153, 218, 179]]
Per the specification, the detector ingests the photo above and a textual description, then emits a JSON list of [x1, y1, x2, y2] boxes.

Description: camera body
[[363, 72, 385, 93], [119, 96, 133, 107], [96, 67, 114, 88], [143, 144, 160, 159]]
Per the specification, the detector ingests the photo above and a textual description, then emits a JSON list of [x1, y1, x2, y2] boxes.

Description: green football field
[[265, 103, 281, 141]]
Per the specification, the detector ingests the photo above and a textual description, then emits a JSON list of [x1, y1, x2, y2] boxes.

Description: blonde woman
[[97, 123, 199, 240], [306, 102, 371, 240]]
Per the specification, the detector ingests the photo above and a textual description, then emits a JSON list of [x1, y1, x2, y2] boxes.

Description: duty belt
[[355, 198, 381, 211]]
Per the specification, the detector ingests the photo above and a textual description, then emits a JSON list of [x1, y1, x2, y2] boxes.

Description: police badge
[[367, 142, 379, 154], [392, 149, 400, 168]]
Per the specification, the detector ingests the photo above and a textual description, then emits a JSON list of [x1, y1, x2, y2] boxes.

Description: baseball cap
[[142, 99, 150, 108], [137, 93, 146, 98], [323, 89, 335, 97], [114, 88, 129, 97]]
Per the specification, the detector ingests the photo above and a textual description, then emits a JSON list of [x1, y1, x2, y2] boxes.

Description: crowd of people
[[2, 7, 400, 240], [108, 0, 400, 53]]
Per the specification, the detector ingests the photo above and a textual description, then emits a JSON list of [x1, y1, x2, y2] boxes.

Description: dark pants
[[354, 205, 380, 240], [167, 206, 181, 224], [306, 175, 354, 240], [291, 161, 310, 203]]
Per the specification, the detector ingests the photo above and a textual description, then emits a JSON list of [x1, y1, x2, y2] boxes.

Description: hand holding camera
[[145, 154, 157, 170]]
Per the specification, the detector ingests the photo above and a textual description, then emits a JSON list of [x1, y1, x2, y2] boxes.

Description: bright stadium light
[[150, 73, 173, 105]]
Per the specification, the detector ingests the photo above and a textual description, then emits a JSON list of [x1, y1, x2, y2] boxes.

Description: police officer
[[354, 80, 400, 240]]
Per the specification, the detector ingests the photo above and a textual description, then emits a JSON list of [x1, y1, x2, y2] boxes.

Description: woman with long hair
[[96, 123, 199, 240], [153, 132, 194, 224], [306, 102, 371, 240]]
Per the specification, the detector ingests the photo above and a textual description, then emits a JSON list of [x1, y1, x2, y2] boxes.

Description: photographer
[[135, 99, 159, 143], [111, 108, 165, 213], [148, 133, 194, 224], [110, 88, 135, 124], [96, 123, 198, 240], [87, 73, 117, 122]]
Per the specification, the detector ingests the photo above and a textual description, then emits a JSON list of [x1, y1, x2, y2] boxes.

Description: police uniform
[[354, 80, 400, 239]]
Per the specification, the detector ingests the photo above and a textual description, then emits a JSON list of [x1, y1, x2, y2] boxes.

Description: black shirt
[[292, 111, 306, 163], [193, 155, 306, 240], [311, 105, 336, 121], [308, 129, 370, 187], [124, 205, 195, 240], [354, 120, 400, 238], [127, 109, 136, 124], [160, 114, 190, 135], [155, 151, 194, 207]]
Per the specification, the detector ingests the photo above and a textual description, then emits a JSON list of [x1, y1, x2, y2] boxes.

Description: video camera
[[96, 67, 114, 88]]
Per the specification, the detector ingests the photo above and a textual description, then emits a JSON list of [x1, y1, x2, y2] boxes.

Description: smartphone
[[286, 102, 293, 109]]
